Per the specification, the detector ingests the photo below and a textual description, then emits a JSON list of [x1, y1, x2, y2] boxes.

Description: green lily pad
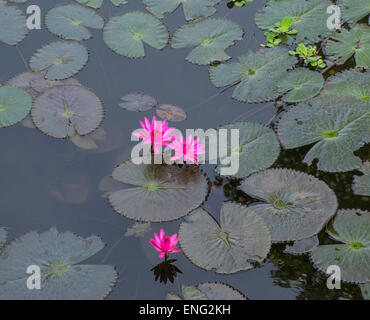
[[171, 18, 243, 65], [119, 93, 157, 112], [255, 0, 332, 43], [339, 0, 370, 24], [360, 282, 370, 300], [209, 47, 297, 103], [310, 209, 370, 283], [179, 202, 271, 274], [353, 162, 370, 196], [325, 24, 370, 68], [108, 162, 208, 222], [0, 86, 32, 128], [143, 0, 220, 21], [31, 85, 104, 138], [103, 11, 168, 58], [240, 169, 338, 242], [284, 235, 319, 255], [0, 228, 6, 248], [75, 0, 127, 8], [276, 69, 324, 103], [29, 41, 89, 80], [46, 4, 104, 41], [277, 95, 370, 172], [0, 0, 28, 45]]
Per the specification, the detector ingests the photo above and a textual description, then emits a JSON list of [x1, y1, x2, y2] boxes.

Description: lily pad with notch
[[352, 161, 370, 196], [119, 93, 157, 112], [0, 0, 28, 45]]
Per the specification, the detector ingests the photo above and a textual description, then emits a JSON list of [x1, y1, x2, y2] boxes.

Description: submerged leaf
[[284, 235, 319, 255], [70, 127, 106, 150], [124, 222, 152, 237], [156, 104, 187, 122], [352, 162, 370, 196], [119, 93, 157, 112], [360, 282, 370, 300], [0, 228, 6, 248], [338, 0, 370, 24], [0, 0, 28, 45], [240, 169, 338, 242], [6, 71, 47, 99]]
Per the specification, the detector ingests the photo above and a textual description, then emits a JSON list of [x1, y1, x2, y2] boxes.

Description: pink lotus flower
[[149, 229, 182, 259], [168, 134, 206, 166], [132, 116, 175, 154]]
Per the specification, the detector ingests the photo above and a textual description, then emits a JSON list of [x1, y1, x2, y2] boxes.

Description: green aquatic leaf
[[0, 0, 28, 45], [31, 85, 103, 138], [276, 69, 324, 103], [360, 282, 370, 300], [171, 18, 243, 65], [338, 0, 370, 24], [352, 162, 370, 196], [0, 86, 32, 128], [119, 93, 157, 112], [30, 41, 88, 80], [143, 0, 220, 21], [46, 4, 104, 41], [277, 95, 370, 172], [284, 235, 319, 255], [325, 25, 370, 67], [103, 11, 168, 58], [0, 228, 6, 248], [179, 202, 271, 274], [240, 169, 338, 242], [0, 228, 117, 299], [255, 0, 332, 43], [75, 0, 103, 8], [310, 209, 370, 283], [108, 162, 208, 222], [209, 47, 296, 102]]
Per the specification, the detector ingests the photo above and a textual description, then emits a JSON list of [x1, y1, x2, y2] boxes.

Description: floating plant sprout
[[108, 161, 208, 222], [338, 0, 370, 24], [0, 0, 28, 45], [310, 209, 370, 283], [171, 18, 243, 65], [278, 95, 370, 172], [103, 11, 169, 58], [119, 93, 157, 112], [284, 235, 319, 256], [240, 169, 338, 242], [156, 104, 187, 122], [0, 228, 117, 299], [179, 202, 271, 274], [352, 162, 370, 196]]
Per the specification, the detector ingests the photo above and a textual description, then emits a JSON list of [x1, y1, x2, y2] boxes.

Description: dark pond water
[[0, 0, 367, 299]]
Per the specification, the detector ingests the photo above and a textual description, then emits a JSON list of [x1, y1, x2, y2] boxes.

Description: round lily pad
[[240, 169, 338, 242], [284, 235, 319, 255], [108, 161, 209, 222], [31, 85, 103, 138], [0, 86, 32, 128], [119, 93, 157, 112], [29, 41, 88, 80], [0, 228, 117, 299], [156, 104, 187, 122], [179, 202, 271, 274], [46, 4, 104, 41], [277, 95, 370, 172], [0, 0, 28, 45], [352, 162, 370, 196], [310, 209, 370, 283], [171, 18, 243, 65], [103, 11, 169, 58]]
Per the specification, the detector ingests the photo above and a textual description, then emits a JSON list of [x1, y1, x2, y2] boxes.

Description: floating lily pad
[[310, 209, 370, 283], [46, 5, 104, 41], [103, 11, 168, 58], [255, 0, 332, 43], [214, 122, 280, 178], [0, 228, 6, 248], [276, 69, 324, 103], [108, 162, 208, 222], [209, 48, 296, 103], [0, 86, 32, 128], [325, 25, 370, 68], [240, 169, 338, 242], [171, 19, 243, 65], [143, 0, 220, 21], [0, 228, 117, 299], [75, 0, 127, 8], [284, 235, 319, 255], [124, 222, 152, 237], [119, 93, 157, 112], [352, 162, 370, 196], [29, 41, 89, 80], [156, 104, 187, 122], [179, 202, 271, 274], [278, 95, 370, 172], [31, 85, 103, 138], [360, 282, 370, 300], [339, 0, 370, 24], [0, 0, 28, 45]]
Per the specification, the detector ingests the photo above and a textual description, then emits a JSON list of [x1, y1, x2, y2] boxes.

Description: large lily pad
[[325, 25, 370, 68], [209, 47, 297, 103], [108, 162, 208, 222], [103, 11, 168, 58], [31, 85, 103, 138], [46, 4, 104, 41], [0, 86, 32, 128], [240, 169, 338, 242], [339, 0, 370, 24], [171, 18, 243, 65], [352, 162, 370, 196], [310, 209, 370, 283], [29, 41, 88, 80], [0, 228, 117, 299], [0, 0, 28, 45], [255, 0, 332, 43], [119, 93, 157, 112], [179, 202, 271, 274], [277, 95, 370, 172]]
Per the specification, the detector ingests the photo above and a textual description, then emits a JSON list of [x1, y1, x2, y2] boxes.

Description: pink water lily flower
[[149, 229, 182, 259], [169, 134, 206, 166], [132, 116, 175, 154]]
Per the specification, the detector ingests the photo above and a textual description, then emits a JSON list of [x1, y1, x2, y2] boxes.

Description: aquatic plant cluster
[[0, 0, 369, 300]]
